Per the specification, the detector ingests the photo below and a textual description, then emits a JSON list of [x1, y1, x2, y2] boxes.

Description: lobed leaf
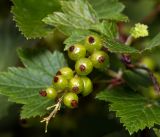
[[64, 30, 91, 50], [91, 21, 118, 39], [89, 0, 128, 21], [96, 89, 160, 134], [11, 0, 60, 39], [0, 49, 67, 118], [104, 39, 139, 53], [43, 0, 99, 34], [142, 32, 160, 52]]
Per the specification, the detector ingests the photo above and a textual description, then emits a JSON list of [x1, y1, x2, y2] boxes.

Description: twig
[[125, 35, 133, 46], [41, 95, 64, 133], [121, 34, 160, 93], [130, 64, 160, 93]]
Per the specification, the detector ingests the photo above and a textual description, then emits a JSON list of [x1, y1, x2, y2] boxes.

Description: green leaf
[[142, 33, 160, 52], [43, 0, 99, 35], [0, 49, 67, 118], [96, 89, 160, 134], [104, 39, 139, 53], [11, 0, 60, 39], [153, 128, 160, 137], [91, 21, 118, 39], [89, 0, 128, 21], [64, 30, 91, 50], [123, 70, 152, 91]]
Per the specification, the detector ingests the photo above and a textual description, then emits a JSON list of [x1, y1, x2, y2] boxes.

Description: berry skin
[[63, 92, 78, 108], [68, 44, 86, 61], [90, 50, 109, 69], [85, 34, 103, 53], [69, 77, 84, 94], [140, 57, 155, 70], [75, 58, 93, 75], [56, 67, 73, 80], [46, 87, 57, 99], [141, 87, 160, 100], [81, 77, 93, 96], [53, 75, 68, 90], [154, 73, 160, 83]]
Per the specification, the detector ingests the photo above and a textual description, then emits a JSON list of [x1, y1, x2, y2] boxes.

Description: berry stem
[[107, 69, 123, 79], [125, 35, 133, 46], [41, 95, 64, 133], [122, 35, 160, 94], [130, 64, 160, 93]]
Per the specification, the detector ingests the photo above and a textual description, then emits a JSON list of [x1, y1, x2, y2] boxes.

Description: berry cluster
[[40, 34, 110, 109]]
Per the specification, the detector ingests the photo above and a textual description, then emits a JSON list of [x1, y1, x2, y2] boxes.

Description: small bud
[[130, 23, 149, 39]]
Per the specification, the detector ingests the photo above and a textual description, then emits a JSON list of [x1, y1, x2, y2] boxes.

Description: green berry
[[46, 87, 57, 99], [53, 75, 68, 90], [57, 67, 73, 80], [63, 92, 78, 108], [75, 58, 93, 75], [69, 77, 84, 94], [85, 34, 103, 53], [154, 73, 160, 83], [140, 57, 155, 70], [81, 77, 93, 96], [90, 50, 109, 69], [68, 44, 86, 61], [141, 87, 160, 100]]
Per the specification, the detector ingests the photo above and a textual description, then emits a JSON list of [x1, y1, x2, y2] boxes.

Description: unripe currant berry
[[63, 92, 78, 108], [154, 73, 160, 83], [90, 50, 109, 69], [140, 57, 155, 70], [81, 76, 93, 96], [141, 87, 160, 100], [69, 77, 84, 94], [53, 75, 68, 90], [46, 87, 57, 99], [68, 44, 86, 61], [56, 67, 73, 80], [75, 58, 93, 75], [85, 34, 103, 53]]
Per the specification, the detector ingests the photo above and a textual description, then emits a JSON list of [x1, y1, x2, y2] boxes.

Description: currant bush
[[4, 0, 160, 135]]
